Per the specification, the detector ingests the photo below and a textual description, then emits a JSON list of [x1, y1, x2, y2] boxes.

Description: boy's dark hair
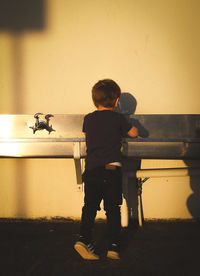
[[92, 79, 121, 108]]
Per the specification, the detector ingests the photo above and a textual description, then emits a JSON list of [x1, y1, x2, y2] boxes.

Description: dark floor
[[0, 219, 200, 276]]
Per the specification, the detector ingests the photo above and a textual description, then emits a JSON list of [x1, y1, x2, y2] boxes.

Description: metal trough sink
[[1, 113, 200, 226], [0, 114, 86, 158], [0, 114, 200, 159]]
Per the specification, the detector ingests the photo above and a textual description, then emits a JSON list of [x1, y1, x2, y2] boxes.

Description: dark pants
[[80, 166, 122, 246]]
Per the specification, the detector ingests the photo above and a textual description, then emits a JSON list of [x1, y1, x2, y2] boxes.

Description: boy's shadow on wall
[[118, 97, 200, 223], [117, 93, 148, 226], [117, 93, 149, 138]]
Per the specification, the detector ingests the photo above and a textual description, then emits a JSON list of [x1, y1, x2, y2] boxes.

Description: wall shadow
[[0, 0, 45, 32], [185, 119, 200, 219], [14, 159, 28, 218], [117, 93, 149, 138], [0, 0, 46, 114], [117, 95, 200, 222], [117, 92, 145, 225], [0, 0, 46, 218], [185, 162, 200, 220]]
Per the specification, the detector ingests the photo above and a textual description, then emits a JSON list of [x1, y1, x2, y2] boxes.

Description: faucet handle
[[34, 113, 43, 119], [45, 114, 54, 120], [30, 113, 55, 134]]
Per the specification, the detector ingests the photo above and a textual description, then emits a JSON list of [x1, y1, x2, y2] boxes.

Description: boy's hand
[[128, 126, 138, 138]]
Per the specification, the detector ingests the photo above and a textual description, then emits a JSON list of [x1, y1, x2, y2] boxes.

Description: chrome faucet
[[29, 113, 55, 134]]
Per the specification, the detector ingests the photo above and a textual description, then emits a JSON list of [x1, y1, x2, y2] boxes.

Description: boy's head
[[92, 79, 121, 108]]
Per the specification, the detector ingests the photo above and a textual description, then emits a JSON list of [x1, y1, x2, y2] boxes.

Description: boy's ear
[[115, 97, 119, 107]]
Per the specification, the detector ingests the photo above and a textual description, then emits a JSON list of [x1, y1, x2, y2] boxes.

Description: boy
[[74, 79, 138, 260]]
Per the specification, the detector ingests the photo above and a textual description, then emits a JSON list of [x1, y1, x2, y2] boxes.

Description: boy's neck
[[97, 105, 115, 111]]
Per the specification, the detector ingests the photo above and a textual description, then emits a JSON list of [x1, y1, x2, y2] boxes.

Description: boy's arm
[[127, 126, 138, 138], [82, 116, 86, 137], [120, 113, 138, 138]]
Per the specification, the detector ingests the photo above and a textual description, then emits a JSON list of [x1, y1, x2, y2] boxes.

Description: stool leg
[[121, 174, 129, 227], [137, 178, 144, 227]]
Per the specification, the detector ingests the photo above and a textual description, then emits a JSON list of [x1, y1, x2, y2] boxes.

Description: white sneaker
[[107, 244, 120, 260], [74, 241, 100, 260]]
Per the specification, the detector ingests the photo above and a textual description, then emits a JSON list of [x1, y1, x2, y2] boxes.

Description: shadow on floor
[[0, 218, 200, 276]]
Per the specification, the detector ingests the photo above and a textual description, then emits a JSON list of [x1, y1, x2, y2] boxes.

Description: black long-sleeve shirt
[[83, 110, 132, 170]]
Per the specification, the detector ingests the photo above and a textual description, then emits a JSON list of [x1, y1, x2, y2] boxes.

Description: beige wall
[[0, 0, 200, 219]]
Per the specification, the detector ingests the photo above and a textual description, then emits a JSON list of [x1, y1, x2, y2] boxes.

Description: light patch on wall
[[0, 116, 21, 156], [0, 143, 21, 157], [0, 115, 13, 138], [143, 176, 192, 219]]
